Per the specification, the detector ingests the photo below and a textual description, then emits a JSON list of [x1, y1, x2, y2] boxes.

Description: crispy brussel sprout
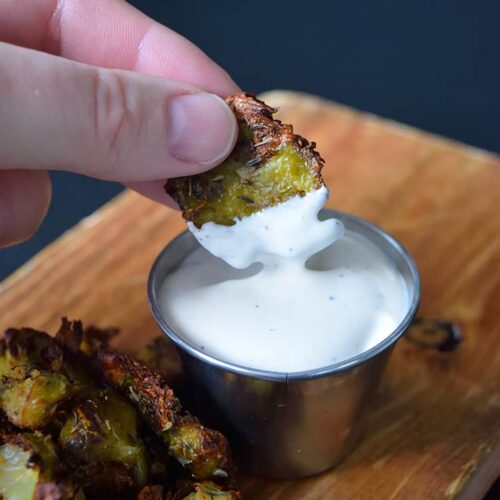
[[1, 327, 63, 377], [1, 320, 241, 497], [58, 390, 148, 495], [165, 92, 324, 227], [97, 350, 233, 481], [0, 432, 81, 500], [0, 436, 45, 500], [181, 481, 241, 500], [167, 415, 232, 481], [0, 367, 73, 430], [97, 349, 180, 433], [0, 319, 102, 389], [139, 481, 241, 500]]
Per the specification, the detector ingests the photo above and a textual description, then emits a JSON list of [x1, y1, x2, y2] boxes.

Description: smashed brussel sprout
[[1, 319, 241, 498], [167, 415, 232, 482], [0, 442, 39, 500], [97, 348, 180, 433], [165, 92, 324, 227], [0, 432, 81, 500], [59, 390, 148, 494], [97, 349, 233, 481], [0, 368, 73, 429], [182, 481, 241, 500], [0, 328, 63, 377], [137, 481, 240, 500]]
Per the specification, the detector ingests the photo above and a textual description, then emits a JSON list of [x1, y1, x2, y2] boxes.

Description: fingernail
[[167, 93, 237, 166]]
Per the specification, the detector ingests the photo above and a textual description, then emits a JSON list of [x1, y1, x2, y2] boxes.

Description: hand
[[0, 0, 240, 248]]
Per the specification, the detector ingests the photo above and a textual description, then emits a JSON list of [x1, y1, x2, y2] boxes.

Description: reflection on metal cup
[[148, 210, 420, 478]]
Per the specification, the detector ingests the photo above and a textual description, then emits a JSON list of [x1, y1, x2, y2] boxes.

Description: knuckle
[[92, 70, 136, 167]]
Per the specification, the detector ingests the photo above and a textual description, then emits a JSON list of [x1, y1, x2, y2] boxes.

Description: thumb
[[0, 42, 238, 182]]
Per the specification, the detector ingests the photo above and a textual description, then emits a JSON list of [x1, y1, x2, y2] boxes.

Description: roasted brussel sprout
[[137, 481, 241, 500], [0, 432, 81, 500], [59, 390, 148, 495], [0, 367, 73, 430], [0, 328, 63, 376], [1, 320, 241, 498], [167, 415, 232, 481], [165, 92, 324, 227], [182, 481, 241, 500], [97, 349, 180, 433], [97, 349, 233, 481]]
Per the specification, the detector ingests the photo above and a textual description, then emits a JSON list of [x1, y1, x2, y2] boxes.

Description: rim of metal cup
[[148, 209, 421, 382]]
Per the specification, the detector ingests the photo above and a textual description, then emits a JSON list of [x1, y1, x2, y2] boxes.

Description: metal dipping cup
[[148, 210, 420, 478]]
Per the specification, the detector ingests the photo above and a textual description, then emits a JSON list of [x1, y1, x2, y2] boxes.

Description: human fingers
[[0, 42, 238, 182], [0, 170, 51, 247]]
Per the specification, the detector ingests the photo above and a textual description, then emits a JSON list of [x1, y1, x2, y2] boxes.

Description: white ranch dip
[[160, 187, 408, 373]]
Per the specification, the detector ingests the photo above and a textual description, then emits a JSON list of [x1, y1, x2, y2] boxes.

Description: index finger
[[0, 0, 238, 96]]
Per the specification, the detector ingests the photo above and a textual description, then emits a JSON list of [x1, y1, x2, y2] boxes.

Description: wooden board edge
[[454, 445, 500, 500]]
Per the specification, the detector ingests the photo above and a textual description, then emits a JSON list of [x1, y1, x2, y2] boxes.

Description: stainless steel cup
[[148, 210, 420, 478]]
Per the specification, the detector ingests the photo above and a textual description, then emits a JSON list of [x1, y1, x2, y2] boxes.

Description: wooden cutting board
[[1, 91, 499, 499]]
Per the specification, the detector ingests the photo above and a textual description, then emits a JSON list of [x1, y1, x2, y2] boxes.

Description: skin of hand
[[0, 0, 240, 248]]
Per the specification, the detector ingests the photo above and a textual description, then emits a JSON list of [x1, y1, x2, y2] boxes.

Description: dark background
[[1, 0, 499, 280]]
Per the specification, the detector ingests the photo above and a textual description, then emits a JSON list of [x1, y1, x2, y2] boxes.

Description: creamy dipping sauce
[[187, 186, 343, 269], [160, 188, 409, 373]]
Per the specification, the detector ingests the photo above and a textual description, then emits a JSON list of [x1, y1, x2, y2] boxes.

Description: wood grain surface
[[1, 91, 499, 499]]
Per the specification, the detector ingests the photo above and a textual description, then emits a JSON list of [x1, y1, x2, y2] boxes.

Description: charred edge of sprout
[[56, 316, 119, 357], [97, 348, 179, 433], [224, 92, 323, 169]]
